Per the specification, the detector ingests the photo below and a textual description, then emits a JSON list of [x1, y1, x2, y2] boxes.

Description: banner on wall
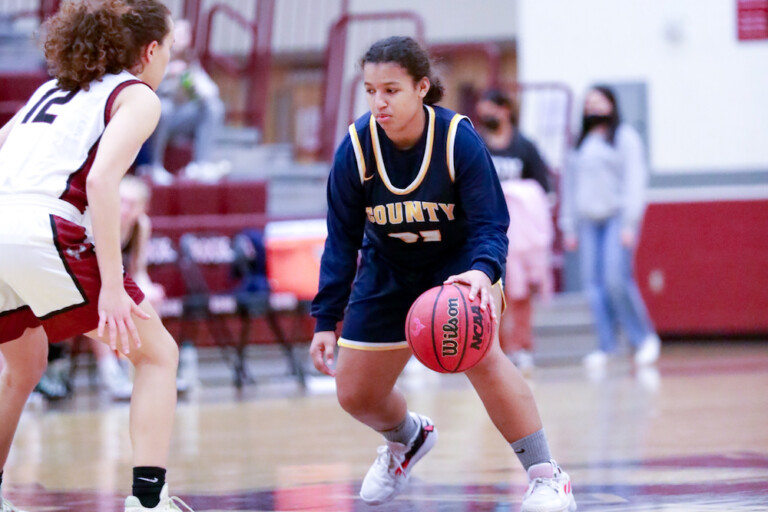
[[738, 0, 768, 40]]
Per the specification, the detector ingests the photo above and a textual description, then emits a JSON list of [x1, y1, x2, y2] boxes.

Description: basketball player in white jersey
[[0, 1, 194, 510]]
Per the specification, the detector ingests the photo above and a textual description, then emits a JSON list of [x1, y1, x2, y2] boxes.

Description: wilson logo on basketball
[[441, 298, 460, 357], [406, 283, 493, 374]]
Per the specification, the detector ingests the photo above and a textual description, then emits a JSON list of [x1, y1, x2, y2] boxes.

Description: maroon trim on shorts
[[3, 215, 146, 344], [39, 214, 89, 320], [0, 305, 41, 344]]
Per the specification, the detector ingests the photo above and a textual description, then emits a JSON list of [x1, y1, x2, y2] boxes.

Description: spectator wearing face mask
[[476, 89, 551, 194], [475, 89, 554, 374], [559, 85, 660, 371]]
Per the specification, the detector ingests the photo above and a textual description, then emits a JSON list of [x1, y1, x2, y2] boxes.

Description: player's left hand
[[444, 270, 497, 321]]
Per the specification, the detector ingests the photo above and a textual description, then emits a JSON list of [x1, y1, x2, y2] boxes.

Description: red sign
[[738, 0, 768, 40]]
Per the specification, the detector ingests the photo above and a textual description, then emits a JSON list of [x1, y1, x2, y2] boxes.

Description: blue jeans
[[579, 217, 655, 353]]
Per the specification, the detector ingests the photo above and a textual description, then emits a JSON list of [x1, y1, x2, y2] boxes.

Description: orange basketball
[[405, 283, 494, 373]]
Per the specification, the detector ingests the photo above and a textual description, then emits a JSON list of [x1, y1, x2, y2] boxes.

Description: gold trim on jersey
[[348, 123, 369, 184], [446, 114, 468, 183], [337, 338, 411, 351], [495, 278, 507, 314], [370, 105, 436, 196]]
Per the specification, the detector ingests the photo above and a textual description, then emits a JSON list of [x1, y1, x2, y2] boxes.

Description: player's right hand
[[97, 285, 150, 355], [310, 331, 337, 377]]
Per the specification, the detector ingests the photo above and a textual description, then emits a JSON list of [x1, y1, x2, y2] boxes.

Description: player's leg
[[465, 285, 576, 512], [0, 326, 48, 509], [84, 299, 181, 511], [465, 284, 542, 440], [334, 346, 411, 430], [0, 326, 48, 468], [335, 346, 436, 505]]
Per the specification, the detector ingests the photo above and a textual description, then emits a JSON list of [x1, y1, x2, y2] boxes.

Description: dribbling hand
[[444, 269, 497, 322], [310, 331, 337, 377]]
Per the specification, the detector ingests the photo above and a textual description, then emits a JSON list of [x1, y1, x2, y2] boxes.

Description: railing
[[196, 1, 273, 130], [501, 81, 574, 173], [320, 11, 426, 161]]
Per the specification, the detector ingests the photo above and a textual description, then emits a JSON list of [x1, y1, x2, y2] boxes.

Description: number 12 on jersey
[[22, 87, 78, 125]]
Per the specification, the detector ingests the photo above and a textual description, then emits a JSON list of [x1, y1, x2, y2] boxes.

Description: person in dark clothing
[[309, 36, 575, 512], [475, 89, 555, 373], [475, 88, 550, 193]]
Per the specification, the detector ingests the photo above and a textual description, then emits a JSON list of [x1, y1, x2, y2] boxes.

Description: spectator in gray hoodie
[[559, 85, 660, 369]]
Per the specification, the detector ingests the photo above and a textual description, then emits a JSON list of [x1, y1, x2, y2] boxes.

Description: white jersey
[[0, 70, 144, 216]]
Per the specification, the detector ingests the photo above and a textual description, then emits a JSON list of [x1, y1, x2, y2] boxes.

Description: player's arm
[[86, 84, 159, 352], [448, 121, 510, 314], [309, 138, 367, 375], [310, 137, 367, 332], [454, 121, 510, 281]]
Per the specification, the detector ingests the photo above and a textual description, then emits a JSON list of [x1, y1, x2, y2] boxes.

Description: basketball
[[405, 283, 494, 373]]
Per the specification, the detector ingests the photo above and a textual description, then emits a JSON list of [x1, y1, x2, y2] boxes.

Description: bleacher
[[141, 178, 323, 387], [0, 0, 586, 387]]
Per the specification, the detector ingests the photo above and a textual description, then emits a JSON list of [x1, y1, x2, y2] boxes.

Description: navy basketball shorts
[[0, 202, 144, 344], [338, 248, 474, 351]]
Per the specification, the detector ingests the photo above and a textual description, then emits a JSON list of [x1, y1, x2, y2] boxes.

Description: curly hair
[[43, 0, 170, 91], [361, 36, 445, 105]]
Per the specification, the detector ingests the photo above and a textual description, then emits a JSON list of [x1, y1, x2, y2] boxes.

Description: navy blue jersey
[[312, 105, 509, 332]]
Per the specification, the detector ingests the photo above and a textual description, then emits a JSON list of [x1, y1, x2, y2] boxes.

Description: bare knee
[[3, 356, 47, 394], [130, 329, 179, 371], [337, 383, 387, 418], [1, 331, 49, 393]]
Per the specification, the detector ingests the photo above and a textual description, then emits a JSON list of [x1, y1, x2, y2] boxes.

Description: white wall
[[350, 0, 517, 43], [270, 0, 517, 52], [517, 0, 768, 173]]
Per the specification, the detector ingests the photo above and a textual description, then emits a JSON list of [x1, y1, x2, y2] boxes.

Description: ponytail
[[361, 36, 444, 104]]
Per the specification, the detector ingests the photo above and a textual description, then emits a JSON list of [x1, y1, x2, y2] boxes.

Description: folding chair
[[231, 231, 307, 389], [177, 233, 242, 385]]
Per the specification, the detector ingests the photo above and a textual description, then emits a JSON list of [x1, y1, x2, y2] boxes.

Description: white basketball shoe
[[521, 460, 577, 512], [124, 484, 194, 511], [359, 413, 438, 505]]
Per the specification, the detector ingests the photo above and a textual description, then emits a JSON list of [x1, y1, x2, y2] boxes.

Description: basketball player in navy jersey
[[0, 1, 193, 510], [309, 36, 576, 511]]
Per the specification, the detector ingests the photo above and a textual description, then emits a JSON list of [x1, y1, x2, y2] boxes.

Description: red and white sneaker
[[521, 460, 577, 512], [359, 413, 438, 505]]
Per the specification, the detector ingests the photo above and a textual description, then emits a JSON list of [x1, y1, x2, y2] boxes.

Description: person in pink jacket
[[476, 89, 553, 372]]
